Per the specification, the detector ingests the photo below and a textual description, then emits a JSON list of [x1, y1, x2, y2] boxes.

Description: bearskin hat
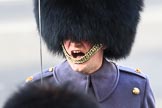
[[34, 0, 143, 60], [3, 82, 98, 108]]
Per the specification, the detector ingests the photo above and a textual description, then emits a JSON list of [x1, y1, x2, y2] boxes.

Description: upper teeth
[[72, 51, 81, 53]]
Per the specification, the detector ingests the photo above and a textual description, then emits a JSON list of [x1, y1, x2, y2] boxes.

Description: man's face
[[63, 40, 104, 74]]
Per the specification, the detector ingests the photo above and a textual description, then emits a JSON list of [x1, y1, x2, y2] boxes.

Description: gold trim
[[135, 68, 141, 73], [132, 87, 140, 95], [48, 67, 53, 72], [25, 76, 33, 83], [62, 44, 103, 64]]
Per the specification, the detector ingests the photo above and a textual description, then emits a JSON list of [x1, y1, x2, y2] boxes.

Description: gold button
[[48, 67, 53, 72], [135, 68, 141, 73], [132, 87, 140, 95], [25, 76, 33, 83]]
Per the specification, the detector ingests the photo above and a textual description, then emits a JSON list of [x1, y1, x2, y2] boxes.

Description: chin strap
[[38, 0, 43, 84], [62, 44, 103, 64]]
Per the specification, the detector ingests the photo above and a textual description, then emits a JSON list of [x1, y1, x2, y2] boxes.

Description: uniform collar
[[90, 59, 119, 102], [54, 59, 119, 102]]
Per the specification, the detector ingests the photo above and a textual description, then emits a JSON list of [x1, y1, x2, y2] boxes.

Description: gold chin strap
[[62, 44, 103, 64]]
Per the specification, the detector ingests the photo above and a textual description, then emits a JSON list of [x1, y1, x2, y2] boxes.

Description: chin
[[69, 62, 86, 72], [71, 64, 83, 72]]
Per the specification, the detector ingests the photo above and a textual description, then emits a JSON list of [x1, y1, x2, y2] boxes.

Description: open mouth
[[62, 44, 102, 64], [71, 51, 85, 58]]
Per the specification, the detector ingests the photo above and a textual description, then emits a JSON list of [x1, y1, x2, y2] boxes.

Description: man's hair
[[3, 82, 98, 108]]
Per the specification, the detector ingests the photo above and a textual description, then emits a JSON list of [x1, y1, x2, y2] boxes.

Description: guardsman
[[26, 0, 155, 108]]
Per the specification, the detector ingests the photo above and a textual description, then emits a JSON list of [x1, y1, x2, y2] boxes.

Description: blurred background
[[0, 0, 161, 107]]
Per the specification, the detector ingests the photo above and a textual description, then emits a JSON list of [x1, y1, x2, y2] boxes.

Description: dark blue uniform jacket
[[26, 59, 155, 108]]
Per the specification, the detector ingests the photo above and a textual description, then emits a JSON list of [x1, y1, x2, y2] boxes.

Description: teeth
[[72, 50, 81, 53]]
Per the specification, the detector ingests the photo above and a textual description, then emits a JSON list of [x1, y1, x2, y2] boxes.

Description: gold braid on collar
[[62, 44, 103, 64]]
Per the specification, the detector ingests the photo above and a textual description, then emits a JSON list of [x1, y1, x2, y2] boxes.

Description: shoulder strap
[[25, 67, 54, 83], [118, 65, 146, 79]]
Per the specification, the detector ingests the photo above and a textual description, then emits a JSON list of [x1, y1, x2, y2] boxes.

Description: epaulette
[[118, 65, 146, 79], [25, 67, 54, 83]]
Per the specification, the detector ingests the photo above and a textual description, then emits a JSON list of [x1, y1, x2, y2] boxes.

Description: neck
[[67, 56, 104, 75]]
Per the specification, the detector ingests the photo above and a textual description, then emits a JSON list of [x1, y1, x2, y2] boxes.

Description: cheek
[[82, 42, 92, 50], [63, 41, 70, 50]]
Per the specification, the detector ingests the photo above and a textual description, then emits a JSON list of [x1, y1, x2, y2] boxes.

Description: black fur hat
[[34, 0, 143, 60], [3, 82, 99, 108]]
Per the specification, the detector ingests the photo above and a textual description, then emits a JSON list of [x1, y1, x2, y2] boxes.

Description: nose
[[70, 41, 82, 48]]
